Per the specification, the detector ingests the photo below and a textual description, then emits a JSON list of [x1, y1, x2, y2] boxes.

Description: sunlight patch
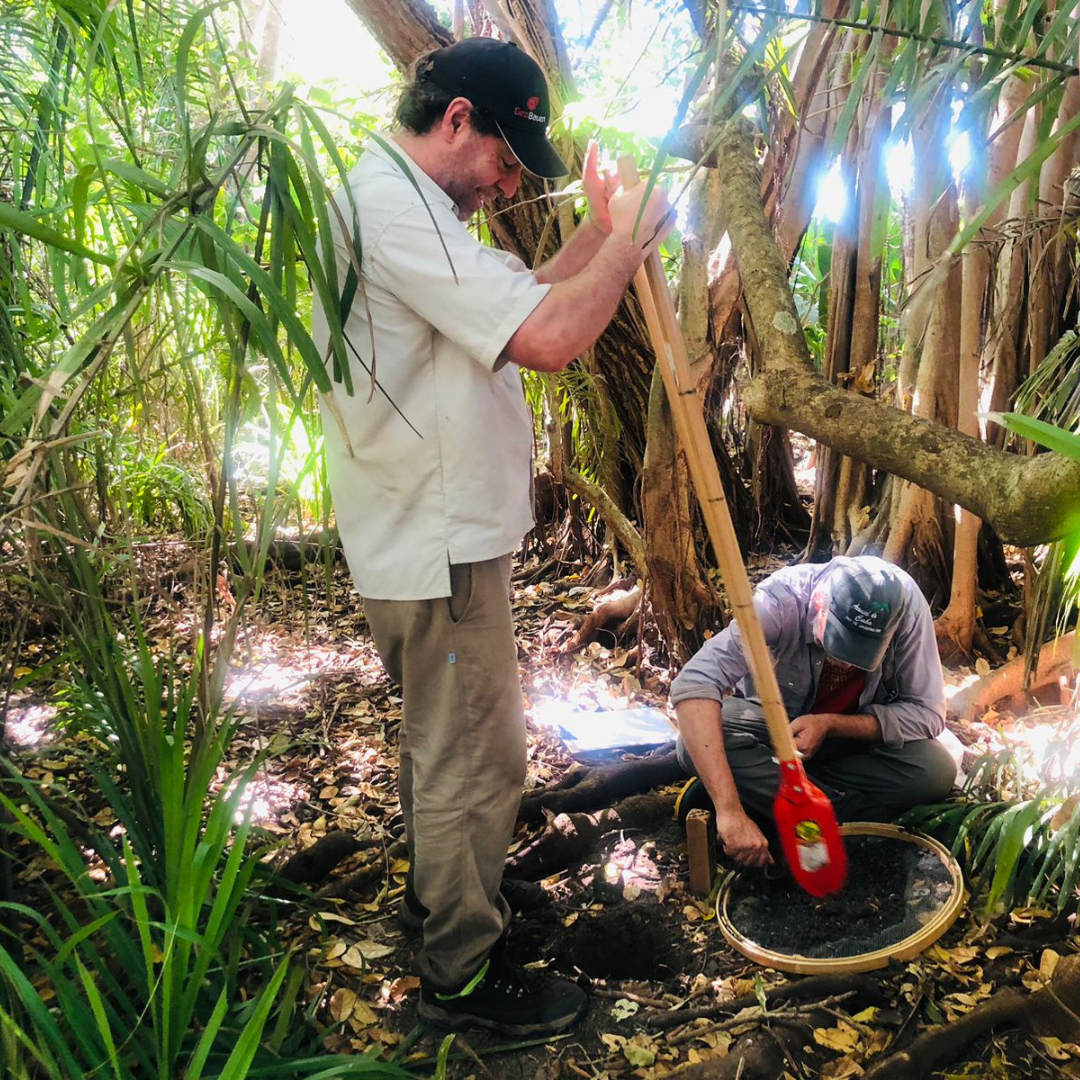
[[3, 700, 57, 749], [226, 642, 386, 704], [226, 770, 310, 826]]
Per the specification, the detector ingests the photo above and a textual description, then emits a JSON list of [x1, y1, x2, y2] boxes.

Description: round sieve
[[716, 822, 965, 975]]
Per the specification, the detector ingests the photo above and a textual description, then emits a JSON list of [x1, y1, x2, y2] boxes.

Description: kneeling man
[[672, 556, 957, 868]]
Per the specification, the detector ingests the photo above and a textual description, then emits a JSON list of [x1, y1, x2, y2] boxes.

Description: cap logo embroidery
[[842, 600, 890, 634], [514, 105, 547, 123], [527, 95, 540, 110]]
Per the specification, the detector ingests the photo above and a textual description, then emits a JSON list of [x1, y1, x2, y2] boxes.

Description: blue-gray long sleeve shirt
[[669, 558, 947, 749]]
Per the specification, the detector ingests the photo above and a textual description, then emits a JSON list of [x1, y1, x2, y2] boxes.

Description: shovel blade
[[773, 761, 847, 897]]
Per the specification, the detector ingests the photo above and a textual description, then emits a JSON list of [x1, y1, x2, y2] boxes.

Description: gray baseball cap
[[819, 560, 905, 670]]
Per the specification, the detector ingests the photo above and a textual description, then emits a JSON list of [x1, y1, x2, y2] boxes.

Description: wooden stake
[[686, 808, 717, 896]]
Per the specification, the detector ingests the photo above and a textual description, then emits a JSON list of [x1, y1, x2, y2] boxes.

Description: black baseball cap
[[817, 560, 905, 671], [420, 37, 569, 179]]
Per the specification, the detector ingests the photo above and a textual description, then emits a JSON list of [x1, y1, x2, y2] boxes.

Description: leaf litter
[[3, 548, 1079, 1079]]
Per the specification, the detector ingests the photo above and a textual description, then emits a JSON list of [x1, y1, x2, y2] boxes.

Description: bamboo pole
[[617, 155, 798, 764]]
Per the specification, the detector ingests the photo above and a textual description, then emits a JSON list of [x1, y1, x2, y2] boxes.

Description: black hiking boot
[[418, 944, 586, 1036], [674, 776, 712, 830], [400, 876, 551, 932]]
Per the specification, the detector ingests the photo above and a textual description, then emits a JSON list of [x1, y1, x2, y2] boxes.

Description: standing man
[[311, 36, 672, 1036], [672, 556, 958, 868]]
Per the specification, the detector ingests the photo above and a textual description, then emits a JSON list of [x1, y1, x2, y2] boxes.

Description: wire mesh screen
[[720, 829, 961, 967]]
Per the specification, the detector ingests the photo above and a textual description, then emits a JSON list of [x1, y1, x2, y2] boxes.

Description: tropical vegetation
[[3, 0, 1080, 1074]]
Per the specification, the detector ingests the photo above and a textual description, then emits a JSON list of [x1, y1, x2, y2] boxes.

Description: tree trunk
[[880, 85, 961, 603], [688, 6, 846, 556], [833, 50, 892, 555], [986, 101, 1040, 443], [643, 370, 723, 661], [935, 242, 985, 658], [342, 0, 453, 58], [712, 120, 1080, 548]]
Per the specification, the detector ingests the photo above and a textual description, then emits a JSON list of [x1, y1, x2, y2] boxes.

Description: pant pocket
[[447, 563, 475, 624]]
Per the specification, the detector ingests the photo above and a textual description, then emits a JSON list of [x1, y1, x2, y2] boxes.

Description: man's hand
[[716, 808, 774, 867], [607, 174, 674, 255], [582, 140, 616, 236], [789, 713, 832, 758]]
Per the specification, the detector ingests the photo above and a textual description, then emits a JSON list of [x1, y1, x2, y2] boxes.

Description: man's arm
[[864, 588, 947, 746], [534, 216, 607, 284], [675, 698, 773, 867], [502, 177, 672, 373], [789, 711, 882, 758]]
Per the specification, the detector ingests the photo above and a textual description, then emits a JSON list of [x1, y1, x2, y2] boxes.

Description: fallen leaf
[[944, 945, 981, 965], [821, 1058, 864, 1079], [385, 976, 419, 1003], [1040, 1037, 1073, 1061], [1051, 793, 1080, 832], [611, 998, 640, 1021], [1010, 907, 1055, 925], [329, 988, 357, 1023], [622, 1034, 657, 1068], [309, 912, 357, 931], [348, 1000, 378, 1027], [342, 940, 395, 967], [813, 1021, 862, 1053], [1040, 949, 1061, 980]]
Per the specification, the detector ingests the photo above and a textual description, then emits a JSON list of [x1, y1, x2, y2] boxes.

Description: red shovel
[[617, 155, 847, 897]]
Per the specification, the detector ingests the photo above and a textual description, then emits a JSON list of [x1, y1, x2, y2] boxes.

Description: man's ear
[[441, 97, 474, 141]]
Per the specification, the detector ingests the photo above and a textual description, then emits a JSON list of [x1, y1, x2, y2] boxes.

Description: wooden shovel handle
[[617, 154, 798, 763]]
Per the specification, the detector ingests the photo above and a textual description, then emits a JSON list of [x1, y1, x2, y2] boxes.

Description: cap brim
[[496, 120, 569, 178], [821, 617, 889, 671]]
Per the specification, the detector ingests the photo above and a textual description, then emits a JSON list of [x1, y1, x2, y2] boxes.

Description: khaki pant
[[676, 711, 957, 824], [362, 556, 526, 990]]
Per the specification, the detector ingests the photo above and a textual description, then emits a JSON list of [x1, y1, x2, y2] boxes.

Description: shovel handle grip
[[616, 154, 798, 764]]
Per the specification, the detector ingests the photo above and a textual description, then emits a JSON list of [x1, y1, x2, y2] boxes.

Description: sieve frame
[[716, 822, 966, 975]]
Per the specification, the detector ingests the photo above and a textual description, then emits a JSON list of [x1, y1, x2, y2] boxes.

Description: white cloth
[[312, 138, 551, 599]]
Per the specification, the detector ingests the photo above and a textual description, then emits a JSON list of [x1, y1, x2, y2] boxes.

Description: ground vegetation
[[4, 0, 1080, 1077]]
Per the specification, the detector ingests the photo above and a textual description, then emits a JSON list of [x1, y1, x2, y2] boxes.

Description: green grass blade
[[988, 411, 1080, 461], [0, 201, 114, 266], [213, 957, 291, 1080]]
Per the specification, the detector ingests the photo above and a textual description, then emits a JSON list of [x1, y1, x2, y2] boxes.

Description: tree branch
[[714, 120, 1080, 547], [563, 465, 648, 579]]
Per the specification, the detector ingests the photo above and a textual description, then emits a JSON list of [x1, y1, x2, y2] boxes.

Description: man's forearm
[[818, 712, 882, 741], [535, 217, 607, 285], [502, 235, 643, 372], [674, 699, 744, 813]]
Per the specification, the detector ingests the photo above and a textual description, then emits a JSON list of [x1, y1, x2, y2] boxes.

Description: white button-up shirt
[[312, 139, 551, 600]]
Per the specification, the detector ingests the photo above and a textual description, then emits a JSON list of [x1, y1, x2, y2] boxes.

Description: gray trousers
[[676, 711, 957, 825], [363, 555, 526, 991]]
